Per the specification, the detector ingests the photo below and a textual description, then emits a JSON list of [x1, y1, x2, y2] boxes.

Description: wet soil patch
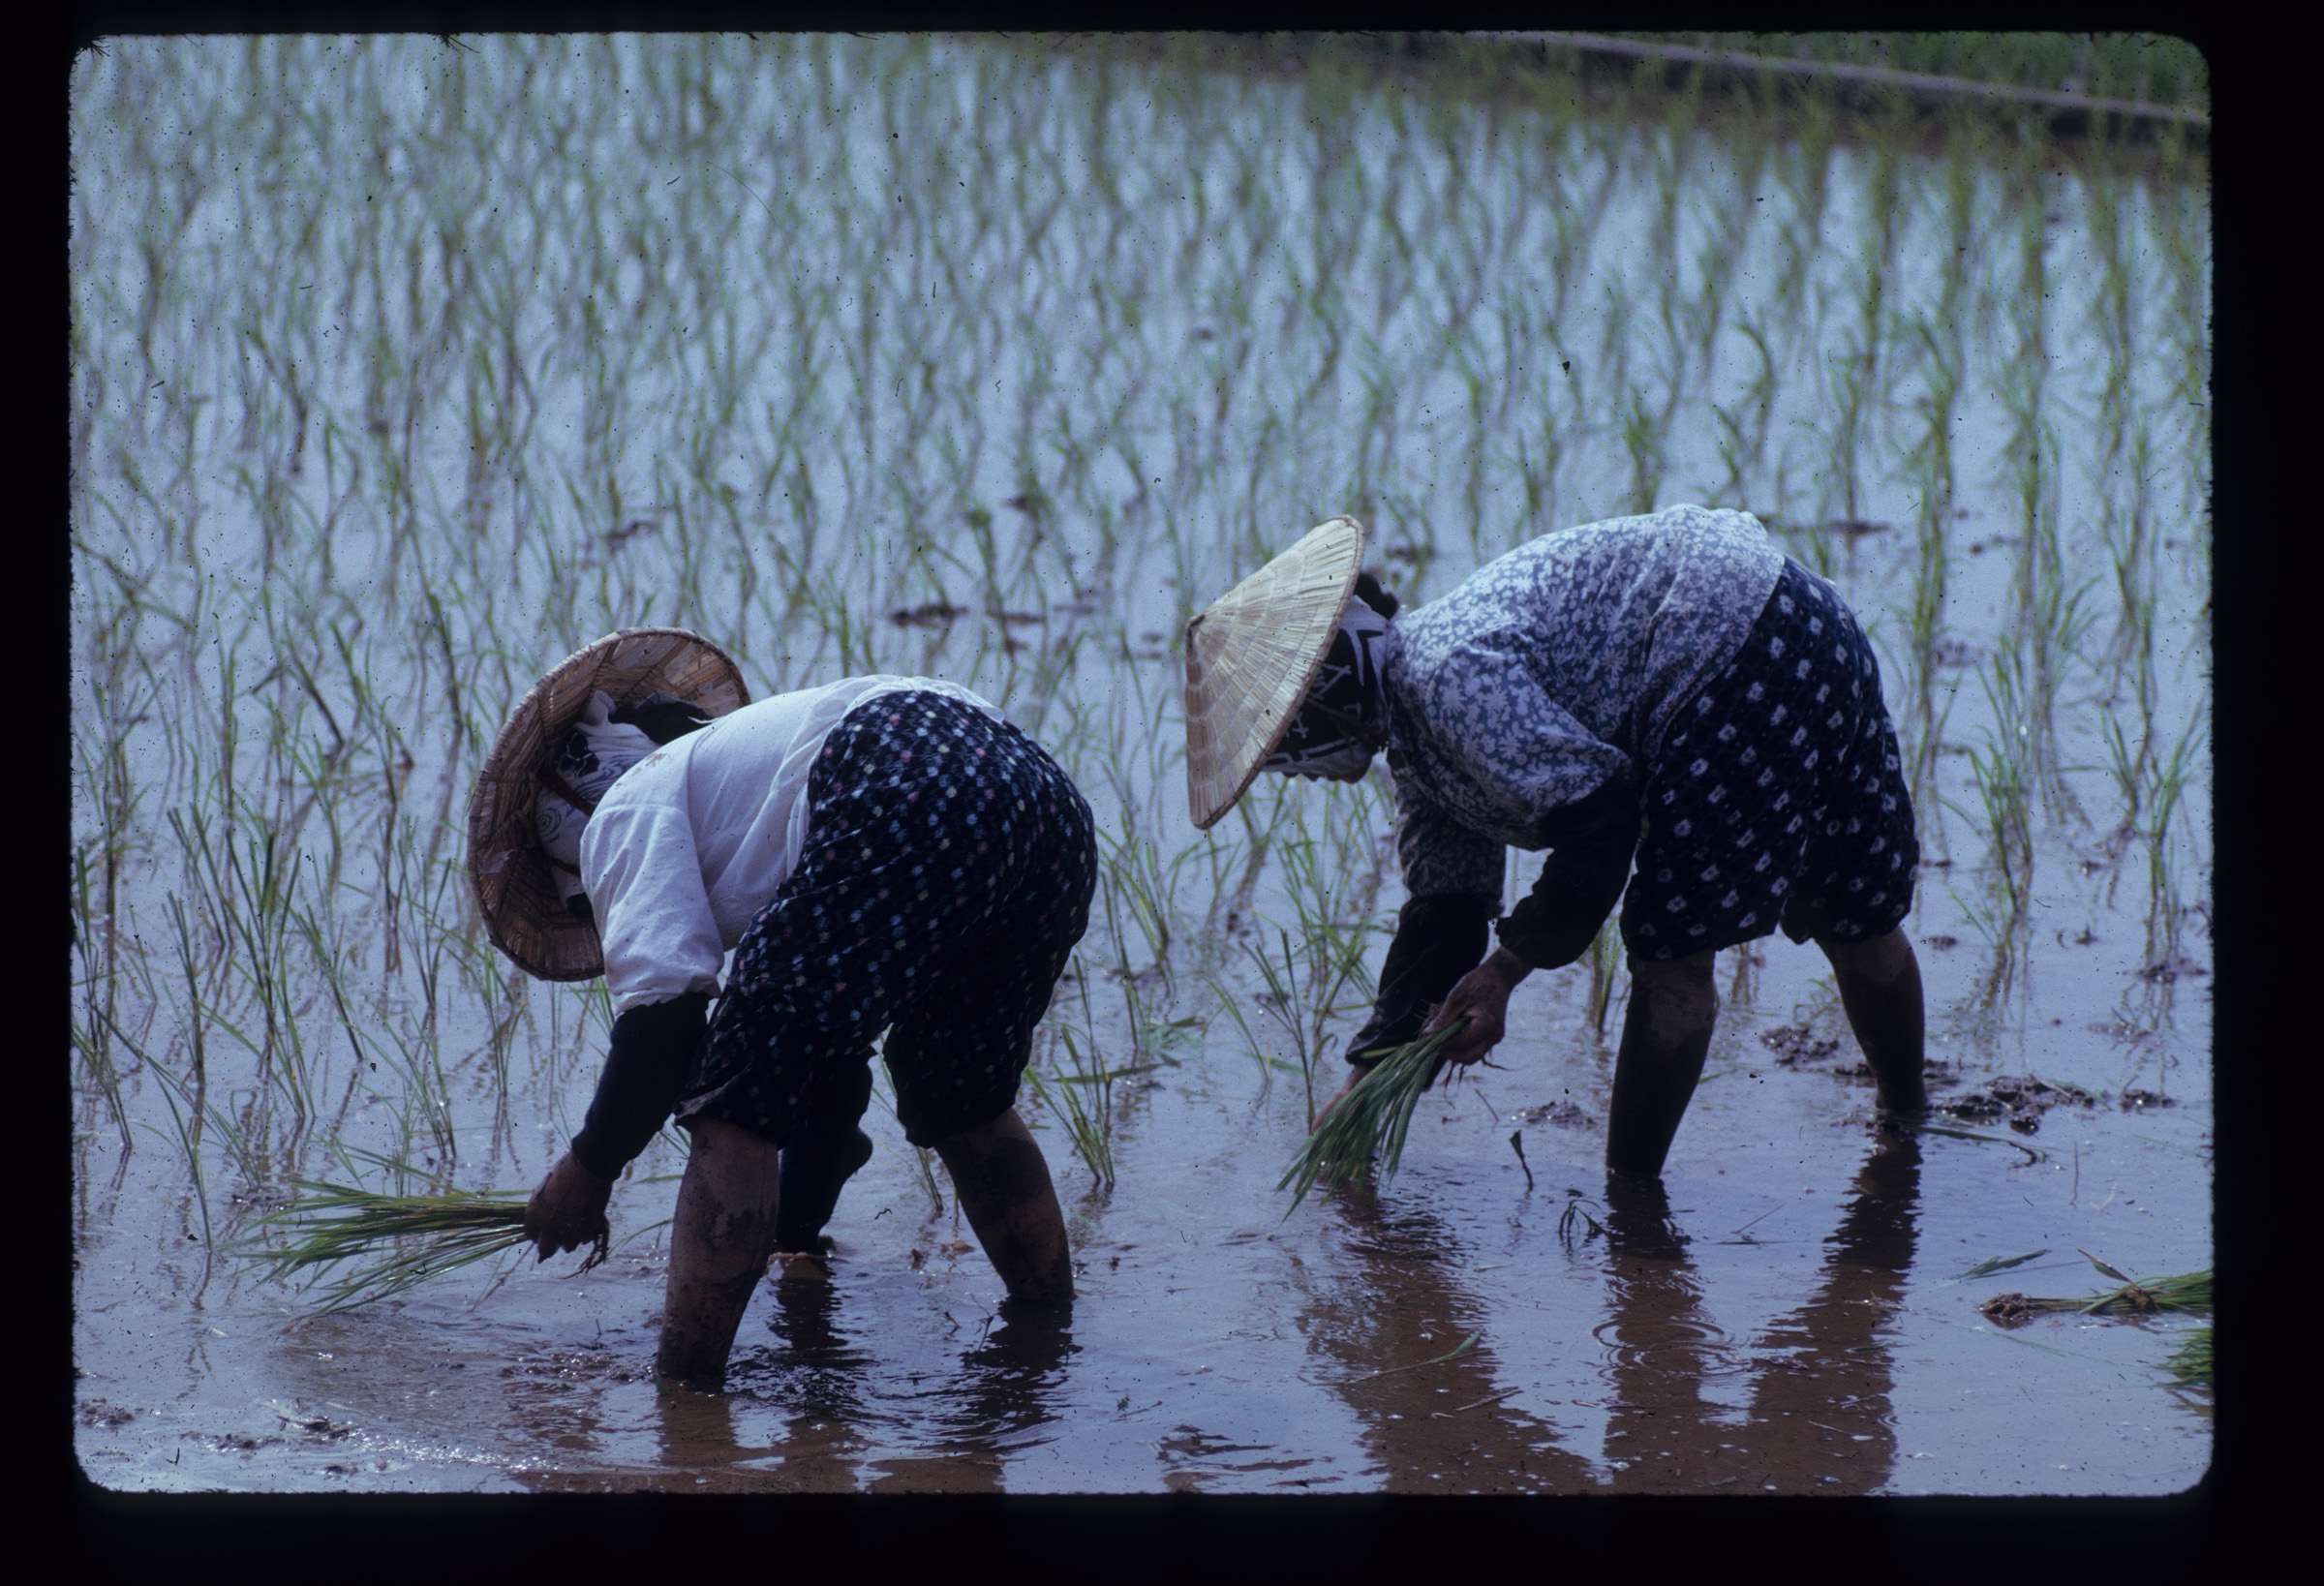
[[1759, 1024, 1843, 1066], [1515, 1100, 1598, 1129], [78, 1398, 136, 1429], [502, 1347, 655, 1387], [1938, 1077, 2100, 1134]]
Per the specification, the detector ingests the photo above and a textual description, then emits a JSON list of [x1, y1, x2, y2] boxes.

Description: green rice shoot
[[1277, 1020, 1468, 1212], [244, 1178, 596, 1314]]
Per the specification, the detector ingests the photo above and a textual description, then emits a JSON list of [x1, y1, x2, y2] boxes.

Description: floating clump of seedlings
[[244, 1177, 596, 1313], [1978, 1250, 2210, 1327], [1277, 1021, 1469, 1212]]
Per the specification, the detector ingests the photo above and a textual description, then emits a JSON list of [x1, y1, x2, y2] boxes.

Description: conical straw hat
[[1183, 516, 1366, 830], [467, 628, 749, 982]]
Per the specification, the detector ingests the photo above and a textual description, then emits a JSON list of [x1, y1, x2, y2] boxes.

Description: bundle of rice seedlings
[[1277, 1020, 1467, 1212], [244, 1178, 600, 1313], [1978, 1251, 2211, 1325]]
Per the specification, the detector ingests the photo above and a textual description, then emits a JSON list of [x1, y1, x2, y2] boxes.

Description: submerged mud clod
[[1939, 1077, 2099, 1134], [1516, 1101, 1598, 1129], [1758, 1025, 1842, 1065]]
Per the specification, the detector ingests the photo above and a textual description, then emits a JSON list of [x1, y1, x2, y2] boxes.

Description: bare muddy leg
[[1817, 928, 1926, 1114], [657, 1118, 783, 1387], [931, 1107, 1072, 1308], [1605, 948, 1718, 1179]]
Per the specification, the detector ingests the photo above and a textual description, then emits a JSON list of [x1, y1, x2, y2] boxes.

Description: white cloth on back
[[578, 675, 1002, 1015]]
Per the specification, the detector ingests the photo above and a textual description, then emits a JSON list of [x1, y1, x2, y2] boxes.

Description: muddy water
[[72, 35, 2209, 1494]]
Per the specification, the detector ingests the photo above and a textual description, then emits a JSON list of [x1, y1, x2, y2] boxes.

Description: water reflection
[[632, 1283, 1079, 1492], [1303, 1127, 1921, 1492], [865, 1299, 1079, 1492], [1301, 1189, 1593, 1492], [728, 1279, 881, 1490], [1596, 1128, 1920, 1493]]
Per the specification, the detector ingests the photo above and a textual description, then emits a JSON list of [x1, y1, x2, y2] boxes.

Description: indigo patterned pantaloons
[[1623, 560, 1918, 961], [677, 691, 1097, 1148]]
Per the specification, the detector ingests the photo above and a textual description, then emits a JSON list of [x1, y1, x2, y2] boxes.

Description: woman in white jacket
[[474, 635, 1093, 1387]]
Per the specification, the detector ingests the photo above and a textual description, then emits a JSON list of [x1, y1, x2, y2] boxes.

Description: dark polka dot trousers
[[677, 690, 1097, 1148], [1624, 559, 1918, 961]]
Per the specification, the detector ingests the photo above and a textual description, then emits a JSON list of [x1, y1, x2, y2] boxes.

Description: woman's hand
[[1422, 947, 1535, 1067], [525, 1151, 614, 1261]]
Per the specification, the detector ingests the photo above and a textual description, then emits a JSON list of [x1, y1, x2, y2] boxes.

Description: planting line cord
[[1493, 33, 2211, 126]]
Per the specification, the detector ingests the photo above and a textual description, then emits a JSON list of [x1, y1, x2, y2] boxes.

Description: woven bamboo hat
[[1183, 515, 1367, 830], [467, 627, 749, 982]]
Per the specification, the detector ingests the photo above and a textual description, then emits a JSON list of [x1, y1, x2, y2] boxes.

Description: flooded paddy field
[[69, 33, 2210, 1495]]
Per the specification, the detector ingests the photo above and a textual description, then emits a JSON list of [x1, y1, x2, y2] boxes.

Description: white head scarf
[[535, 691, 657, 906]]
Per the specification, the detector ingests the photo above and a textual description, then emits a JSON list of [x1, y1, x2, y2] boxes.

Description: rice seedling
[[143, 1054, 214, 1256], [243, 1174, 580, 1313], [2142, 707, 2205, 962], [1583, 916, 1626, 1038], [1942, 646, 2036, 925], [1238, 903, 1382, 1127], [2096, 709, 2147, 864], [69, 849, 135, 1149], [1947, 1248, 2050, 1283], [1902, 313, 1960, 788], [1556, 1188, 1607, 1244], [1348, 1328, 1482, 1382], [1886, 1112, 2046, 1165], [1276, 1019, 1468, 1211], [1203, 966, 1304, 1105], [1031, 1023, 1118, 1191]]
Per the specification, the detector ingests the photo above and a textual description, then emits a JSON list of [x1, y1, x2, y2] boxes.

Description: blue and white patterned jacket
[[1382, 504, 1786, 902]]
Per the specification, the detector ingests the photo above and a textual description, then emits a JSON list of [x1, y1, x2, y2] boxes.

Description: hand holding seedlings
[[525, 1151, 614, 1262], [1419, 947, 1533, 1067], [242, 1179, 566, 1314], [1279, 1020, 1471, 1208]]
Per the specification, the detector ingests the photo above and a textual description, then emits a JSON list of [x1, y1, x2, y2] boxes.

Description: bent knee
[[1815, 926, 1914, 980], [928, 1105, 1027, 1159], [688, 1116, 784, 1160]]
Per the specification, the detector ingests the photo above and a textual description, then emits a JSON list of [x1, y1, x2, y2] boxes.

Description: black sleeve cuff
[[1347, 893, 1497, 1063], [569, 992, 711, 1179], [1496, 777, 1639, 971]]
